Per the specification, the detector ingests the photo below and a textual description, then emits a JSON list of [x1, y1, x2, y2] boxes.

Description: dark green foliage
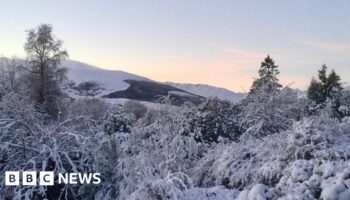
[[327, 70, 343, 116], [318, 65, 328, 86], [190, 98, 238, 143], [72, 81, 102, 96], [307, 78, 323, 104], [104, 112, 132, 134], [327, 70, 342, 94], [249, 55, 282, 96], [307, 65, 343, 117]]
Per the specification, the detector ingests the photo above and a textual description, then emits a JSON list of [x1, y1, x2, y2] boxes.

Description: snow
[[182, 186, 239, 200], [3, 57, 350, 200], [237, 184, 277, 200], [166, 82, 245, 103], [62, 60, 246, 105], [62, 60, 150, 97], [103, 98, 169, 109], [168, 90, 198, 98]]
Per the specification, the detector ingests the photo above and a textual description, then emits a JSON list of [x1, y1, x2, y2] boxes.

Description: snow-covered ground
[[62, 60, 150, 97], [103, 98, 169, 109], [167, 82, 245, 103], [168, 90, 200, 98], [2, 58, 350, 200]]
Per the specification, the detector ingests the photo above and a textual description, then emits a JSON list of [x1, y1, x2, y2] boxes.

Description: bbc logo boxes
[[4, 171, 101, 186], [5, 171, 54, 186]]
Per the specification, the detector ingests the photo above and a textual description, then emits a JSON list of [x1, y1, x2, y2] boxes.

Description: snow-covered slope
[[62, 60, 150, 97], [166, 82, 245, 103], [62, 60, 244, 104]]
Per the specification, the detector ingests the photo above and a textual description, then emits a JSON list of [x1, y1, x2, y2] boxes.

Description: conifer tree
[[327, 69, 342, 94], [238, 55, 286, 137], [318, 65, 328, 85], [249, 55, 282, 96], [327, 69, 343, 115], [307, 65, 343, 116], [318, 64, 328, 102], [307, 78, 323, 104]]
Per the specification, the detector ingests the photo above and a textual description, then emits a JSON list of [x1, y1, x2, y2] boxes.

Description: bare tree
[[0, 56, 24, 95], [24, 24, 68, 118]]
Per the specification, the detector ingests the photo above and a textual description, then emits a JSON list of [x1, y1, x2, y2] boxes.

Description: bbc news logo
[[5, 171, 101, 186]]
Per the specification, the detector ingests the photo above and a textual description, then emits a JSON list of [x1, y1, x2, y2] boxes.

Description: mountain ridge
[[166, 82, 245, 103], [62, 59, 245, 103]]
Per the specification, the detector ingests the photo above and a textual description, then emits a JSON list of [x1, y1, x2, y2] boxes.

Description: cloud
[[296, 38, 350, 53]]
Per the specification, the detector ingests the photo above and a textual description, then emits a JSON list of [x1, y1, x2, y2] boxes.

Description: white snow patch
[[166, 82, 245, 103], [168, 90, 198, 98], [62, 60, 150, 97]]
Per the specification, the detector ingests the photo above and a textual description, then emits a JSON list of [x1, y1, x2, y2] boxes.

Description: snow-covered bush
[[0, 92, 37, 121], [2, 55, 350, 200], [86, 131, 127, 200], [66, 98, 111, 121], [275, 160, 350, 199], [122, 100, 147, 120], [237, 184, 278, 200], [129, 172, 193, 200], [103, 112, 134, 135], [189, 98, 239, 143], [193, 132, 287, 189], [182, 186, 239, 200], [140, 108, 161, 126], [237, 87, 304, 138], [0, 109, 99, 199]]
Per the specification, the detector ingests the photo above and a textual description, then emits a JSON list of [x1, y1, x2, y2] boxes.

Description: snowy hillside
[[62, 60, 150, 97], [103, 79, 205, 105], [166, 82, 245, 103], [62, 60, 247, 105]]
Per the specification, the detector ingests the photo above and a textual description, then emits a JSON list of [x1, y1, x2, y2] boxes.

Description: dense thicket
[[1, 26, 350, 200]]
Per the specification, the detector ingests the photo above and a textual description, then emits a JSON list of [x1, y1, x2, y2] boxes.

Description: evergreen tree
[[318, 65, 328, 85], [326, 69, 342, 95], [190, 98, 236, 143], [318, 64, 328, 102], [237, 55, 288, 137], [249, 55, 282, 96], [307, 77, 323, 104], [327, 69, 343, 116], [307, 65, 343, 117]]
